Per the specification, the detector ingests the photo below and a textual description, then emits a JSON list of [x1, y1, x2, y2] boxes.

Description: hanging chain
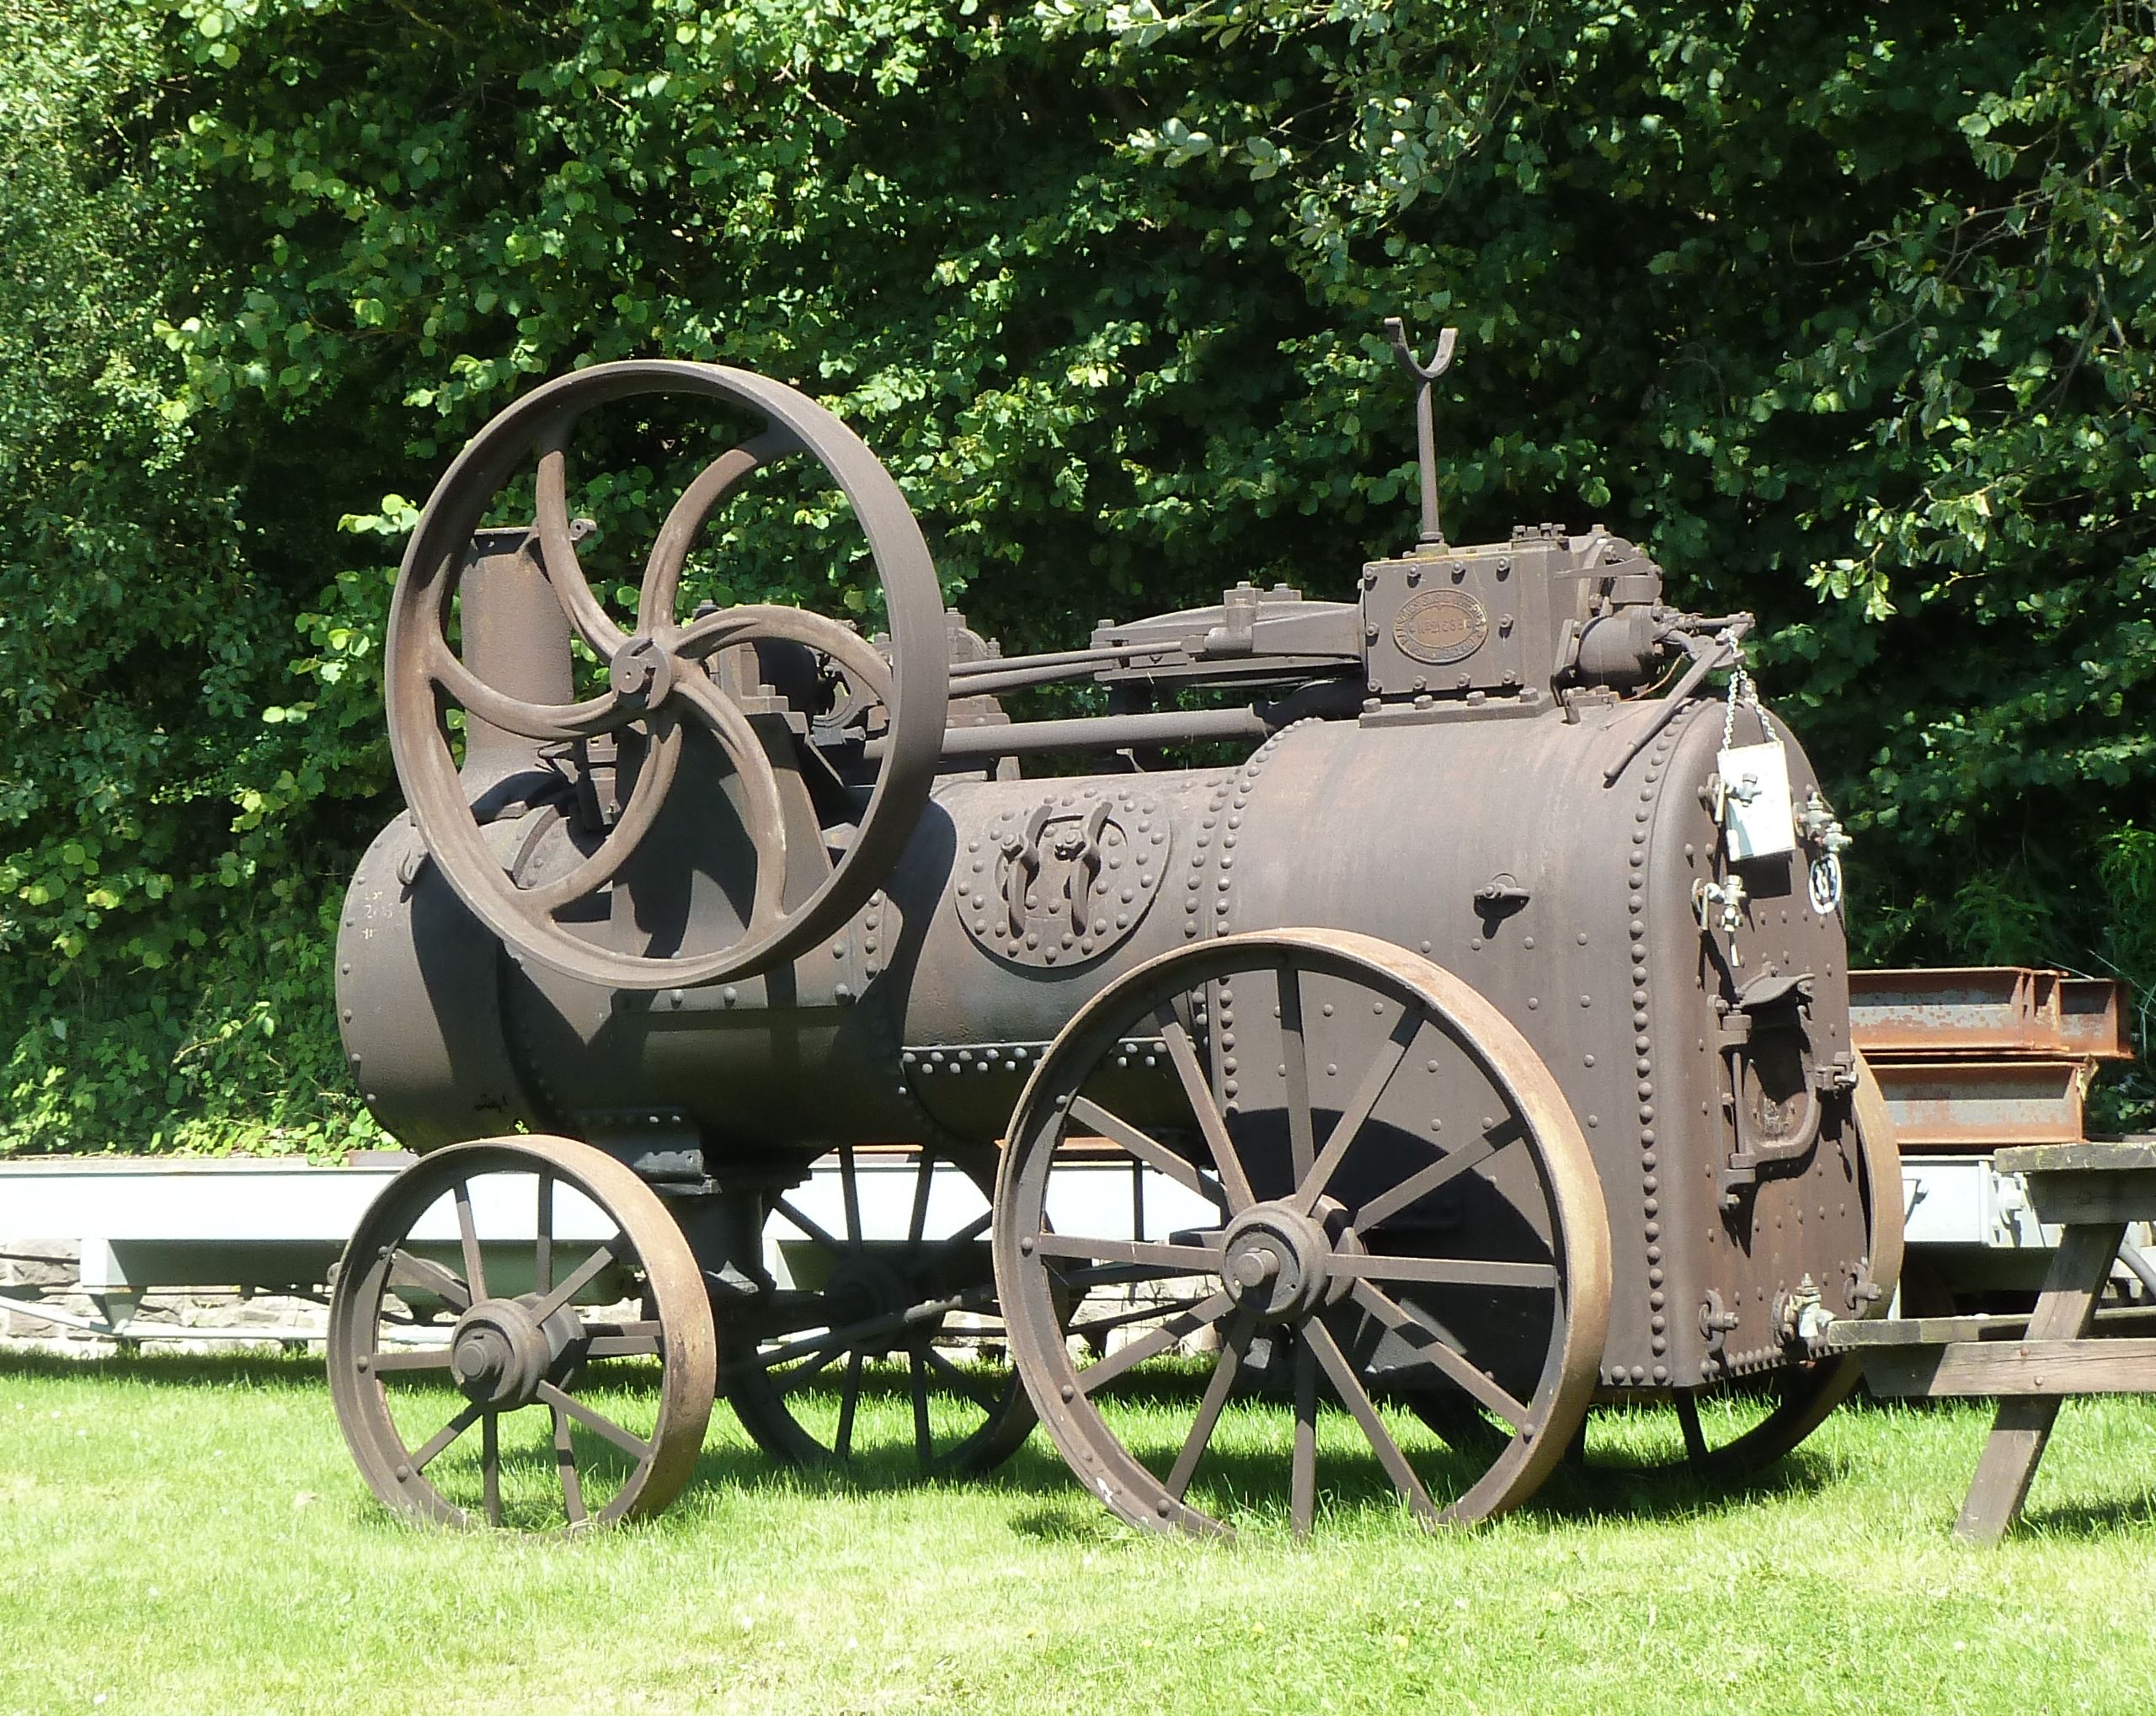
[[1721, 636, 1754, 753]]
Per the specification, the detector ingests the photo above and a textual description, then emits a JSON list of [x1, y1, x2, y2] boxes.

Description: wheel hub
[[822, 1254, 935, 1340], [451, 1297, 571, 1410], [608, 635, 675, 706], [1219, 1204, 1334, 1324]]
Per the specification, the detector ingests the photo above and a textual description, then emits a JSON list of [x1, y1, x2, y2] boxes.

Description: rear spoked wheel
[[327, 1135, 716, 1530], [722, 1144, 1033, 1477], [994, 929, 1611, 1537]]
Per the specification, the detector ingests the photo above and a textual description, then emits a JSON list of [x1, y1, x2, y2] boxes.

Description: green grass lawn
[[3, 1350, 2155, 1715]]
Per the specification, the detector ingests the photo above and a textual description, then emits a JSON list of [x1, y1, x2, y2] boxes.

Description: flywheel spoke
[[517, 715, 685, 914], [637, 429, 796, 633], [534, 431, 630, 658], [674, 674, 790, 932]]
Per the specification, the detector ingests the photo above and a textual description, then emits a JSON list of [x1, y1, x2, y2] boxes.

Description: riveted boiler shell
[[1198, 706, 1865, 1389]]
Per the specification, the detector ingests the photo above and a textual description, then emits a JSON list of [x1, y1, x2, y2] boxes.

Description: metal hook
[[1383, 317, 1458, 550]]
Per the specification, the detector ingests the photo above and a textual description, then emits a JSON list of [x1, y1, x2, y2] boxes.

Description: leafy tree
[[0, 0, 2147, 1151]]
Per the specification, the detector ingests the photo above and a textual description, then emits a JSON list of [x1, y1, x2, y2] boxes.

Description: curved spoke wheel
[[994, 928, 1612, 1538], [385, 359, 949, 991], [1556, 1046, 1907, 1479], [723, 1145, 1033, 1478], [328, 1135, 716, 1530]]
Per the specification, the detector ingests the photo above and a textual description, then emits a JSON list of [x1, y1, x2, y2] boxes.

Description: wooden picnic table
[[1822, 1138, 2156, 1543]]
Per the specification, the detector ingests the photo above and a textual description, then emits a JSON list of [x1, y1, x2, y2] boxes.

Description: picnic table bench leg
[[1952, 1219, 2126, 1544]]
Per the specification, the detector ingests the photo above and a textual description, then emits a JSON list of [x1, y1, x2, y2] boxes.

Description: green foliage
[[0, 0, 2149, 1149]]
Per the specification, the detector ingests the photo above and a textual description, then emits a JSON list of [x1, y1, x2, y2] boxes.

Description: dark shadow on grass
[[4, 1346, 1866, 1537], [2011, 1492, 2156, 1540], [1526, 1448, 1837, 1522], [674, 1364, 1849, 1534], [0, 1347, 323, 1390]]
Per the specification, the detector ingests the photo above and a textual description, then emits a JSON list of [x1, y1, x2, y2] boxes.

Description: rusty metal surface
[[1869, 1058, 2087, 1150], [1849, 967, 2129, 1061]]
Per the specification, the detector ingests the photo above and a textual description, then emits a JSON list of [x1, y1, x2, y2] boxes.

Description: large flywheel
[[384, 360, 948, 990]]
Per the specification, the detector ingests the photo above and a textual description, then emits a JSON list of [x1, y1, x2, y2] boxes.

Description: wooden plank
[[1953, 1220, 2123, 1544], [1822, 1303, 2156, 1353], [1861, 1338, 2156, 1397], [2018, 1169, 2156, 1225], [1995, 1142, 2156, 1176], [1826, 1313, 2028, 1351]]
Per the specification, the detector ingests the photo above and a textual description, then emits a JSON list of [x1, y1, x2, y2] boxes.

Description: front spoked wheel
[[994, 929, 1611, 1537], [327, 1135, 716, 1530]]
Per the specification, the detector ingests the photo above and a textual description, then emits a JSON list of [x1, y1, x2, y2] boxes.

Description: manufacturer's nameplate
[[1391, 589, 1489, 665]]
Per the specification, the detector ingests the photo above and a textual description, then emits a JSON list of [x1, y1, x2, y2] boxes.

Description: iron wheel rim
[[993, 927, 1611, 1537]]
